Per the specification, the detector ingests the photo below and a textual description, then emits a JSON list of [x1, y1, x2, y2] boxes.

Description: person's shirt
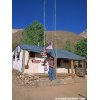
[[42, 55, 55, 67], [48, 59, 54, 67]]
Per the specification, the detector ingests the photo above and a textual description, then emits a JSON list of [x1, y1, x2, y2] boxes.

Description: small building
[[12, 44, 85, 75]]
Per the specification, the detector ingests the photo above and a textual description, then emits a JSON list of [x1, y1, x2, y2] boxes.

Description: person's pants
[[48, 67, 54, 80]]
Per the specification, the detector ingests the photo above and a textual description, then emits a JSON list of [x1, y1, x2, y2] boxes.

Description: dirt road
[[12, 76, 87, 100]]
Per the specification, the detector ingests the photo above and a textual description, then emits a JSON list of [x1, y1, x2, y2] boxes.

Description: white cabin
[[12, 44, 85, 74]]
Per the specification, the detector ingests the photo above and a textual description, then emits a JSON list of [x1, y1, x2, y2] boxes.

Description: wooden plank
[[70, 60, 75, 79]]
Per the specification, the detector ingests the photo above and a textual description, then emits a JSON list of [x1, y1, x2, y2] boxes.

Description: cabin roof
[[19, 44, 43, 53], [19, 44, 85, 60], [48, 49, 85, 60]]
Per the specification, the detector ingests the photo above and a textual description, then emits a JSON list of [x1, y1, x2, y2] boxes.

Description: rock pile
[[13, 69, 85, 87], [12, 69, 39, 87]]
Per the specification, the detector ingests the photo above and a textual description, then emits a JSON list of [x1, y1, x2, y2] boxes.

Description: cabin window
[[35, 52, 42, 58], [63, 59, 69, 63], [57, 59, 61, 68], [17, 52, 20, 60], [29, 52, 35, 58], [57, 59, 69, 68]]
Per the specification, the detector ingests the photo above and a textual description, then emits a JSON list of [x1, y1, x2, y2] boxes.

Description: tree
[[21, 21, 44, 46], [65, 40, 73, 52], [75, 39, 87, 58]]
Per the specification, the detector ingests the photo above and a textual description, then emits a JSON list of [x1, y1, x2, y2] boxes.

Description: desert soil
[[12, 75, 87, 100]]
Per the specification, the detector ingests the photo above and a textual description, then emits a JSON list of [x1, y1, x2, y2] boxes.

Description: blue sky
[[12, 0, 87, 34]]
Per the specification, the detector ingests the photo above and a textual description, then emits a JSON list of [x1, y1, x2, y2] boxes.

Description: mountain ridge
[[12, 29, 85, 50]]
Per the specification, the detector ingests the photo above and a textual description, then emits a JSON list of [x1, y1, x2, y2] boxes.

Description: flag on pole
[[46, 41, 53, 50], [41, 41, 53, 57]]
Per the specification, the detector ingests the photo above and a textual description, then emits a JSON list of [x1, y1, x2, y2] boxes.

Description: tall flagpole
[[54, 0, 57, 79], [43, 0, 47, 73], [44, 0, 46, 52], [55, 0, 57, 57]]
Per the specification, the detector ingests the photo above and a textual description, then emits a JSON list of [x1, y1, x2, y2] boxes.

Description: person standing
[[48, 56, 54, 81], [42, 54, 55, 80]]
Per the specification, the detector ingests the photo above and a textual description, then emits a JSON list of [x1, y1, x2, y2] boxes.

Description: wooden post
[[22, 50, 25, 72], [54, 58, 57, 79], [73, 60, 76, 73], [82, 60, 85, 78], [82, 60, 84, 68], [70, 60, 75, 79]]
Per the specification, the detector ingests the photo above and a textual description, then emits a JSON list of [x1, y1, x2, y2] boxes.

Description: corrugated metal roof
[[47, 49, 85, 60], [19, 44, 85, 60], [19, 44, 43, 53]]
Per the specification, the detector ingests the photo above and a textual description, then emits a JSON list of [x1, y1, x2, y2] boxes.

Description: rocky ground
[[12, 70, 87, 100]]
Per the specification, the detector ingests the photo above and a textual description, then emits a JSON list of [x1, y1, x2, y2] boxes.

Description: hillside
[[12, 30, 84, 49], [46, 31, 84, 49], [80, 30, 87, 38], [12, 29, 23, 34], [12, 29, 23, 48]]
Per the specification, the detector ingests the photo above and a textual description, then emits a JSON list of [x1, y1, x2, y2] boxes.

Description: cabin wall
[[12, 46, 23, 72], [24, 52, 49, 74], [57, 59, 75, 74], [24, 51, 29, 65], [23, 53, 76, 74]]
